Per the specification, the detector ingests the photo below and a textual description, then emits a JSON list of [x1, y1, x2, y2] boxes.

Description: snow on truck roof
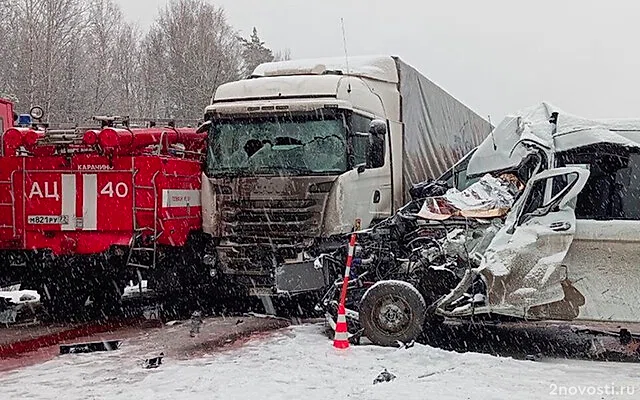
[[251, 55, 401, 84], [468, 102, 640, 176]]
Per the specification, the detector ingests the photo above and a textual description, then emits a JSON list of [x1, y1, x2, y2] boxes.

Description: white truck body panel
[[251, 55, 400, 83]]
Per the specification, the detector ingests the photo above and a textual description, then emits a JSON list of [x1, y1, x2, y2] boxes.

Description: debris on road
[[1, 325, 637, 400], [0, 315, 290, 373], [0, 288, 42, 325], [189, 311, 203, 337], [59, 340, 121, 355], [143, 352, 164, 369], [373, 368, 396, 384], [395, 340, 415, 350]]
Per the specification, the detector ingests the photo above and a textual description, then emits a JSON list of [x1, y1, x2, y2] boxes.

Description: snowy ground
[[0, 324, 638, 400]]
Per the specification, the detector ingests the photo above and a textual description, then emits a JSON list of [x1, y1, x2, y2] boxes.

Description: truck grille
[[217, 198, 323, 284]]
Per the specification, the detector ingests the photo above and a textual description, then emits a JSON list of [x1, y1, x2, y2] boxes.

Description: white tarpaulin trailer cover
[[395, 58, 492, 196]]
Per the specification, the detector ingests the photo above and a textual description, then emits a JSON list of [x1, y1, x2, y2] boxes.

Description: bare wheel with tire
[[359, 281, 427, 347]]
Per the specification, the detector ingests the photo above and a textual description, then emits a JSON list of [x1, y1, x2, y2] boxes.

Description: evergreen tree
[[240, 27, 274, 77]]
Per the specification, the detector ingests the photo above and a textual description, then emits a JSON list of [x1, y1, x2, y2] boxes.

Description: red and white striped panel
[[24, 172, 133, 232]]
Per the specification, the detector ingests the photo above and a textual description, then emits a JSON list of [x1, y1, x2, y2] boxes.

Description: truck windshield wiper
[[208, 167, 254, 177], [209, 166, 340, 177], [249, 166, 316, 175]]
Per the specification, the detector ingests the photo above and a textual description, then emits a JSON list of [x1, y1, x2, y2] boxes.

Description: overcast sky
[[115, 0, 640, 121]]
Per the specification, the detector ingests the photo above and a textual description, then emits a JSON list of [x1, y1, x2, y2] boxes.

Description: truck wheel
[[359, 281, 426, 347], [91, 278, 125, 319], [41, 279, 90, 322]]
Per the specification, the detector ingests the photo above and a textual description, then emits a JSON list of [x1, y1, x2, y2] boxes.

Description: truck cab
[[202, 58, 398, 295], [201, 56, 490, 297]]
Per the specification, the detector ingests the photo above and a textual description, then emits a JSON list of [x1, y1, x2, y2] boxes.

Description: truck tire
[[359, 281, 426, 347], [40, 278, 90, 322], [90, 277, 125, 319]]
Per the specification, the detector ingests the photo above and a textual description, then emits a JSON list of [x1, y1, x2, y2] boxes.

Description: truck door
[[341, 116, 393, 229], [479, 166, 590, 320]]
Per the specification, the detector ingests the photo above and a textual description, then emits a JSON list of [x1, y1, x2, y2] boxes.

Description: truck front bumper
[[274, 258, 332, 295]]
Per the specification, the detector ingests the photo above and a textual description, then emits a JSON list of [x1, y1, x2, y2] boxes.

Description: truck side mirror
[[196, 120, 211, 134], [367, 119, 386, 169], [369, 119, 387, 136]]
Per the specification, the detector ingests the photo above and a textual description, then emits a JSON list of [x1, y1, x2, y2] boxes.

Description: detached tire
[[360, 281, 426, 347]]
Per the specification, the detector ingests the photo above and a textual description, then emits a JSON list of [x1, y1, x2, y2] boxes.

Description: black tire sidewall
[[359, 282, 426, 347]]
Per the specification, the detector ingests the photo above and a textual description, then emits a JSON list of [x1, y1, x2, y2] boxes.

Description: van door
[[562, 220, 640, 323], [478, 166, 590, 320], [558, 149, 640, 323]]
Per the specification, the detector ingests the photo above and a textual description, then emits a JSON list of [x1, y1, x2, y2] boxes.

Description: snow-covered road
[[0, 324, 638, 400]]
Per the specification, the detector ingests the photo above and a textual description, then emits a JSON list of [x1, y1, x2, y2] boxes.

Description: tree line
[[0, 0, 289, 125]]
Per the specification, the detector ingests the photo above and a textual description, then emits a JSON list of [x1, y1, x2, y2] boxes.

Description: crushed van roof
[[468, 102, 640, 176]]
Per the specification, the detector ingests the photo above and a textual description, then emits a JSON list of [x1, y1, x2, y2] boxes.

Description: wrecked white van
[[315, 102, 640, 346]]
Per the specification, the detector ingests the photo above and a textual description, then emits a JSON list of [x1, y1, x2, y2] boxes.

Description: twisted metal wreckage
[[299, 102, 640, 351]]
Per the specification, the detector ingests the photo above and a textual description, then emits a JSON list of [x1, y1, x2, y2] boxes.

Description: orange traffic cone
[[333, 304, 350, 349]]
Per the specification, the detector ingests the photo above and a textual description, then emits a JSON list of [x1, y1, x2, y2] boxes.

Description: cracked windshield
[[207, 112, 347, 175]]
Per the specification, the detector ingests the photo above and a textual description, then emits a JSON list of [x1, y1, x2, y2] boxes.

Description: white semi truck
[[200, 56, 492, 297]]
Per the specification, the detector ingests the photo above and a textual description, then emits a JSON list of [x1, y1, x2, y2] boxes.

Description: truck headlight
[[203, 254, 216, 266]]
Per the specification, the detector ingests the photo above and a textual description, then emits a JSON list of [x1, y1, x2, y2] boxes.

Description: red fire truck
[[0, 101, 208, 319], [0, 98, 14, 134]]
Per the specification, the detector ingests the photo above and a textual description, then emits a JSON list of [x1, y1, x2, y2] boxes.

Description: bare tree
[[274, 48, 292, 62], [84, 0, 122, 114], [138, 28, 167, 119], [0, 0, 18, 100], [5, 0, 86, 120], [112, 23, 143, 117], [142, 0, 244, 120], [0, 0, 285, 122]]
